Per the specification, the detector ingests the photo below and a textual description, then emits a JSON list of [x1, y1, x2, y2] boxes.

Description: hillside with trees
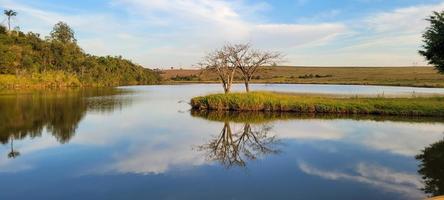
[[0, 14, 160, 88]]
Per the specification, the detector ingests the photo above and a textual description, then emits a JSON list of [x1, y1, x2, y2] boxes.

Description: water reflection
[[191, 110, 444, 124], [0, 89, 132, 157], [197, 121, 279, 168], [193, 110, 283, 168], [416, 136, 444, 197], [7, 138, 20, 159], [1, 85, 444, 200], [193, 110, 444, 198]]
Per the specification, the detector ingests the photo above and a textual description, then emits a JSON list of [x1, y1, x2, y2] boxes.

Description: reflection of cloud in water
[[4, 99, 443, 177], [110, 145, 206, 174], [273, 120, 444, 156], [99, 118, 444, 175], [356, 121, 444, 156], [273, 120, 346, 140], [0, 132, 59, 172], [298, 161, 424, 199], [86, 118, 444, 175]]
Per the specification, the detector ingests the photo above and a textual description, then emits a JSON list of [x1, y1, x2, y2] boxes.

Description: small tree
[[200, 46, 237, 93], [227, 43, 282, 92], [50, 21, 77, 43], [3, 9, 17, 32], [419, 11, 444, 73]]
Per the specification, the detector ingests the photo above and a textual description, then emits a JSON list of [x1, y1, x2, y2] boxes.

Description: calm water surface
[[1, 84, 444, 200]]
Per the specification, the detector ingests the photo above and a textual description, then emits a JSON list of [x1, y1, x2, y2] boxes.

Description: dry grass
[[161, 66, 444, 87]]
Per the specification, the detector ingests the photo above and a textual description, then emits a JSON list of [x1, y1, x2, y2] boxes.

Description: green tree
[[3, 9, 17, 32], [0, 21, 160, 87], [416, 137, 444, 197], [50, 21, 76, 43], [419, 11, 444, 73]]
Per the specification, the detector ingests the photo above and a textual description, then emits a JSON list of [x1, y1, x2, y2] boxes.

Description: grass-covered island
[[191, 92, 444, 117]]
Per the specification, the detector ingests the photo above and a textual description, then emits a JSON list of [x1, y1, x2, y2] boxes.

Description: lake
[[1, 84, 444, 200]]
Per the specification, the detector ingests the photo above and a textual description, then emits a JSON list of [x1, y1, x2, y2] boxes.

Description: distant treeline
[[0, 22, 160, 88]]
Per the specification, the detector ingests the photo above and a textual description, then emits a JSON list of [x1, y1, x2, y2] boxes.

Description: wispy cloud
[[1, 0, 443, 67]]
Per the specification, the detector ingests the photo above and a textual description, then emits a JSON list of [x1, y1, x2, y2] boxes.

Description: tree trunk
[[225, 82, 231, 94], [222, 82, 229, 94], [8, 16, 11, 32], [224, 87, 229, 94], [244, 81, 250, 92]]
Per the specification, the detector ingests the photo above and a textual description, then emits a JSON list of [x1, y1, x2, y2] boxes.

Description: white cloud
[[365, 2, 444, 33], [1, 0, 443, 67], [251, 23, 347, 48], [109, 0, 349, 67]]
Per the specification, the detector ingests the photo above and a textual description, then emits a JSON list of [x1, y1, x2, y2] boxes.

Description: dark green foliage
[[416, 138, 444, 196], [171, 74, 200, 81], [0, 26, 6, 34], [0, 22, 160, 87], [298, 74, 333, 79], [420, 11, 444, 73]]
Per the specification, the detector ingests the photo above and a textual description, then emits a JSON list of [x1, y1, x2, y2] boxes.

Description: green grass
[[191, 92, 444, 117]]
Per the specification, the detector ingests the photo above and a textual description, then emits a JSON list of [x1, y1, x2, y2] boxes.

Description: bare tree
[[199, 46, 237, 93], [228, 43, 282, 92], [200, 43, 282, 93]]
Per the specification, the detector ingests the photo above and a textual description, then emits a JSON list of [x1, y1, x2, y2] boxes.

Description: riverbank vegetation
[[0, 10, 160, 89], [191, 92, 444, 117]]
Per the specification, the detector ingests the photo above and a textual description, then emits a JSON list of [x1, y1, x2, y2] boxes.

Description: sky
[[1, 0, 444, 68]]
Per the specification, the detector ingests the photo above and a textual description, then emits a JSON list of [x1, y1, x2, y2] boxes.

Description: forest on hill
[[0, 21, 160, 88]]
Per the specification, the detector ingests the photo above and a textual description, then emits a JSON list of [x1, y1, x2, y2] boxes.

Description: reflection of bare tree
[[416, 136, 444, 197], [198, 121, 280, 168]]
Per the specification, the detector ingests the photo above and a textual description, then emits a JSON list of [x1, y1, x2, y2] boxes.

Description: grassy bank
[[191, 92, 444, 117], [0, 72, 81, 89], [161, 66, 444, 88], [0, 70, 161, 89]]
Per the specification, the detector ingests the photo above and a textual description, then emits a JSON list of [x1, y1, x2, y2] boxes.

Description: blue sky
[[1, 0, 444, 68]]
